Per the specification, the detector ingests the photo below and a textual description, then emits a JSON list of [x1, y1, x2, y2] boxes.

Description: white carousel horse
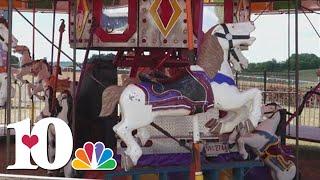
[[209, 23, 262, 134], [0, 21, 17, 106], [100, 22, 258, 170], [237, 103, 296, 180], [47, 90, 73, 177]]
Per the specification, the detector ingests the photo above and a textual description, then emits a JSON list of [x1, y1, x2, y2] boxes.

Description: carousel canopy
[[0, 0, 318, 14]]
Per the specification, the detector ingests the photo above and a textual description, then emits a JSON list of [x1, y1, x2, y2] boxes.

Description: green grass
[[299, 69, 319, 82]]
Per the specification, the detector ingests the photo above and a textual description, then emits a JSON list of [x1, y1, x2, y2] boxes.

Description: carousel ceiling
[[0, 0, 318, 15]]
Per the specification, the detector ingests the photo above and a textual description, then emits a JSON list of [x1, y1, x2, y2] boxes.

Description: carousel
[[0, 0, 319, 180]]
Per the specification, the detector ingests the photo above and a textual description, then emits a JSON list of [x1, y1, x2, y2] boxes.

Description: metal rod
[[51, 20, 65, 113], [14, 7, 81, 68], [287, 0, 291, 135], [72, 0, 77, 141], [264, 70, 267, 103], [294, 0, 299, 178], [31, 0, 35, 125], [6, 0, 13, 168], [50, 0, 57, 74], [75, 20, 95, 100]]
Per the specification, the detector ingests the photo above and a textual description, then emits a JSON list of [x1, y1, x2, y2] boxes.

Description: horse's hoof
[[121, 153, 134, 171], [241, 152, 249, 160], [228, 143, 235, 149]]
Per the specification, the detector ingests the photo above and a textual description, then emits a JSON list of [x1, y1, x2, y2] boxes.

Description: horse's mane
[[197, 25, 224, 78]]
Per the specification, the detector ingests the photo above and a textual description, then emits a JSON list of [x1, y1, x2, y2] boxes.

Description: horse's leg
[[114, 120, 145, 171], [220, 106, 249, 133], [113, 85, 153, 170], [136, 127, 151, 146], [246, 88, 263, 127], [28, 83, 44, 98], [213, 85, 262, 131], [27, 83, 35, 98], [15, 67, 29, 83], [228, 128, 238, 144], [237, 135, 252, 159]]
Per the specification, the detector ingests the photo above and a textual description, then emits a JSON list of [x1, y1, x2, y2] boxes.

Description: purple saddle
[[136, 68, 214, 113]]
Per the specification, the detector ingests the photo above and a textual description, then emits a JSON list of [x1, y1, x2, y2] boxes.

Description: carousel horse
[[100, 22, 258, 170], [17, 59, 72, 99], [0, 20, 17, 106], [48, 90, 73, 177], [236, 103, 296, 180], [24, 59, 51, 97]]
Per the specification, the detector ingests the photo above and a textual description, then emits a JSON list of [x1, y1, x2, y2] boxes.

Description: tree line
[[245, 53, 320, 72]]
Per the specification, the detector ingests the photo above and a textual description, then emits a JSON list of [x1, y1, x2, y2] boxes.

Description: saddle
[[137, 66, 214, 113]]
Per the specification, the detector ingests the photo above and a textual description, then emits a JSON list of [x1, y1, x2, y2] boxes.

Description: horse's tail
[[100, 78, 136, 117]]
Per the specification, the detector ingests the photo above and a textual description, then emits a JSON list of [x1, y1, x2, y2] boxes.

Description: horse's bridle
[[214, 24, 251, 63], [264, 102, 281, 119]]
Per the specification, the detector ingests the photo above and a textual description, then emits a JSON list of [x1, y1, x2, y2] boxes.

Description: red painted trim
[[93, 0, 137, 42], [224, 0, 233, 23]]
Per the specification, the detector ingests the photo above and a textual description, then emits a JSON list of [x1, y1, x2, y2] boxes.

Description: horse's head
[[14, 45, 30, 55], [262, 102, 282, 119], [213, 22, 255, 72]]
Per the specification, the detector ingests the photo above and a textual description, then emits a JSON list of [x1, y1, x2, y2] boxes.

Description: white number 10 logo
[[7, 118, 73, 170]]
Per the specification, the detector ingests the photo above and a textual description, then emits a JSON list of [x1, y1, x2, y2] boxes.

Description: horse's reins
[[214, 24, 251, 63], [263, 102, 281, 119]]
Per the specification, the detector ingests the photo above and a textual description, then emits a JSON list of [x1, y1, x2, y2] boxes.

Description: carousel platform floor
[[287, 125, 320, 143]]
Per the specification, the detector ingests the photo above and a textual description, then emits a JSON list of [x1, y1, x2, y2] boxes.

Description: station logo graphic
[[72, 142, 117, 170]]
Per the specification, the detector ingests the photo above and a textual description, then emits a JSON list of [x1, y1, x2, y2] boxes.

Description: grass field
[[300, 69, 320, 82]]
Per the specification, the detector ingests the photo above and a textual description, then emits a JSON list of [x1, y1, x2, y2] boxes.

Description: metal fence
[[0, 76, 44, 126], [237, 71, 320, 128]]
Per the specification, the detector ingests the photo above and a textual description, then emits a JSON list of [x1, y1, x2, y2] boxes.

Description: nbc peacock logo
[[72, 142, 117, 170]]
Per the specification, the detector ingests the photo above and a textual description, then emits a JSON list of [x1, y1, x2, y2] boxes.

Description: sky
[[10, 10, 320, 63]]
